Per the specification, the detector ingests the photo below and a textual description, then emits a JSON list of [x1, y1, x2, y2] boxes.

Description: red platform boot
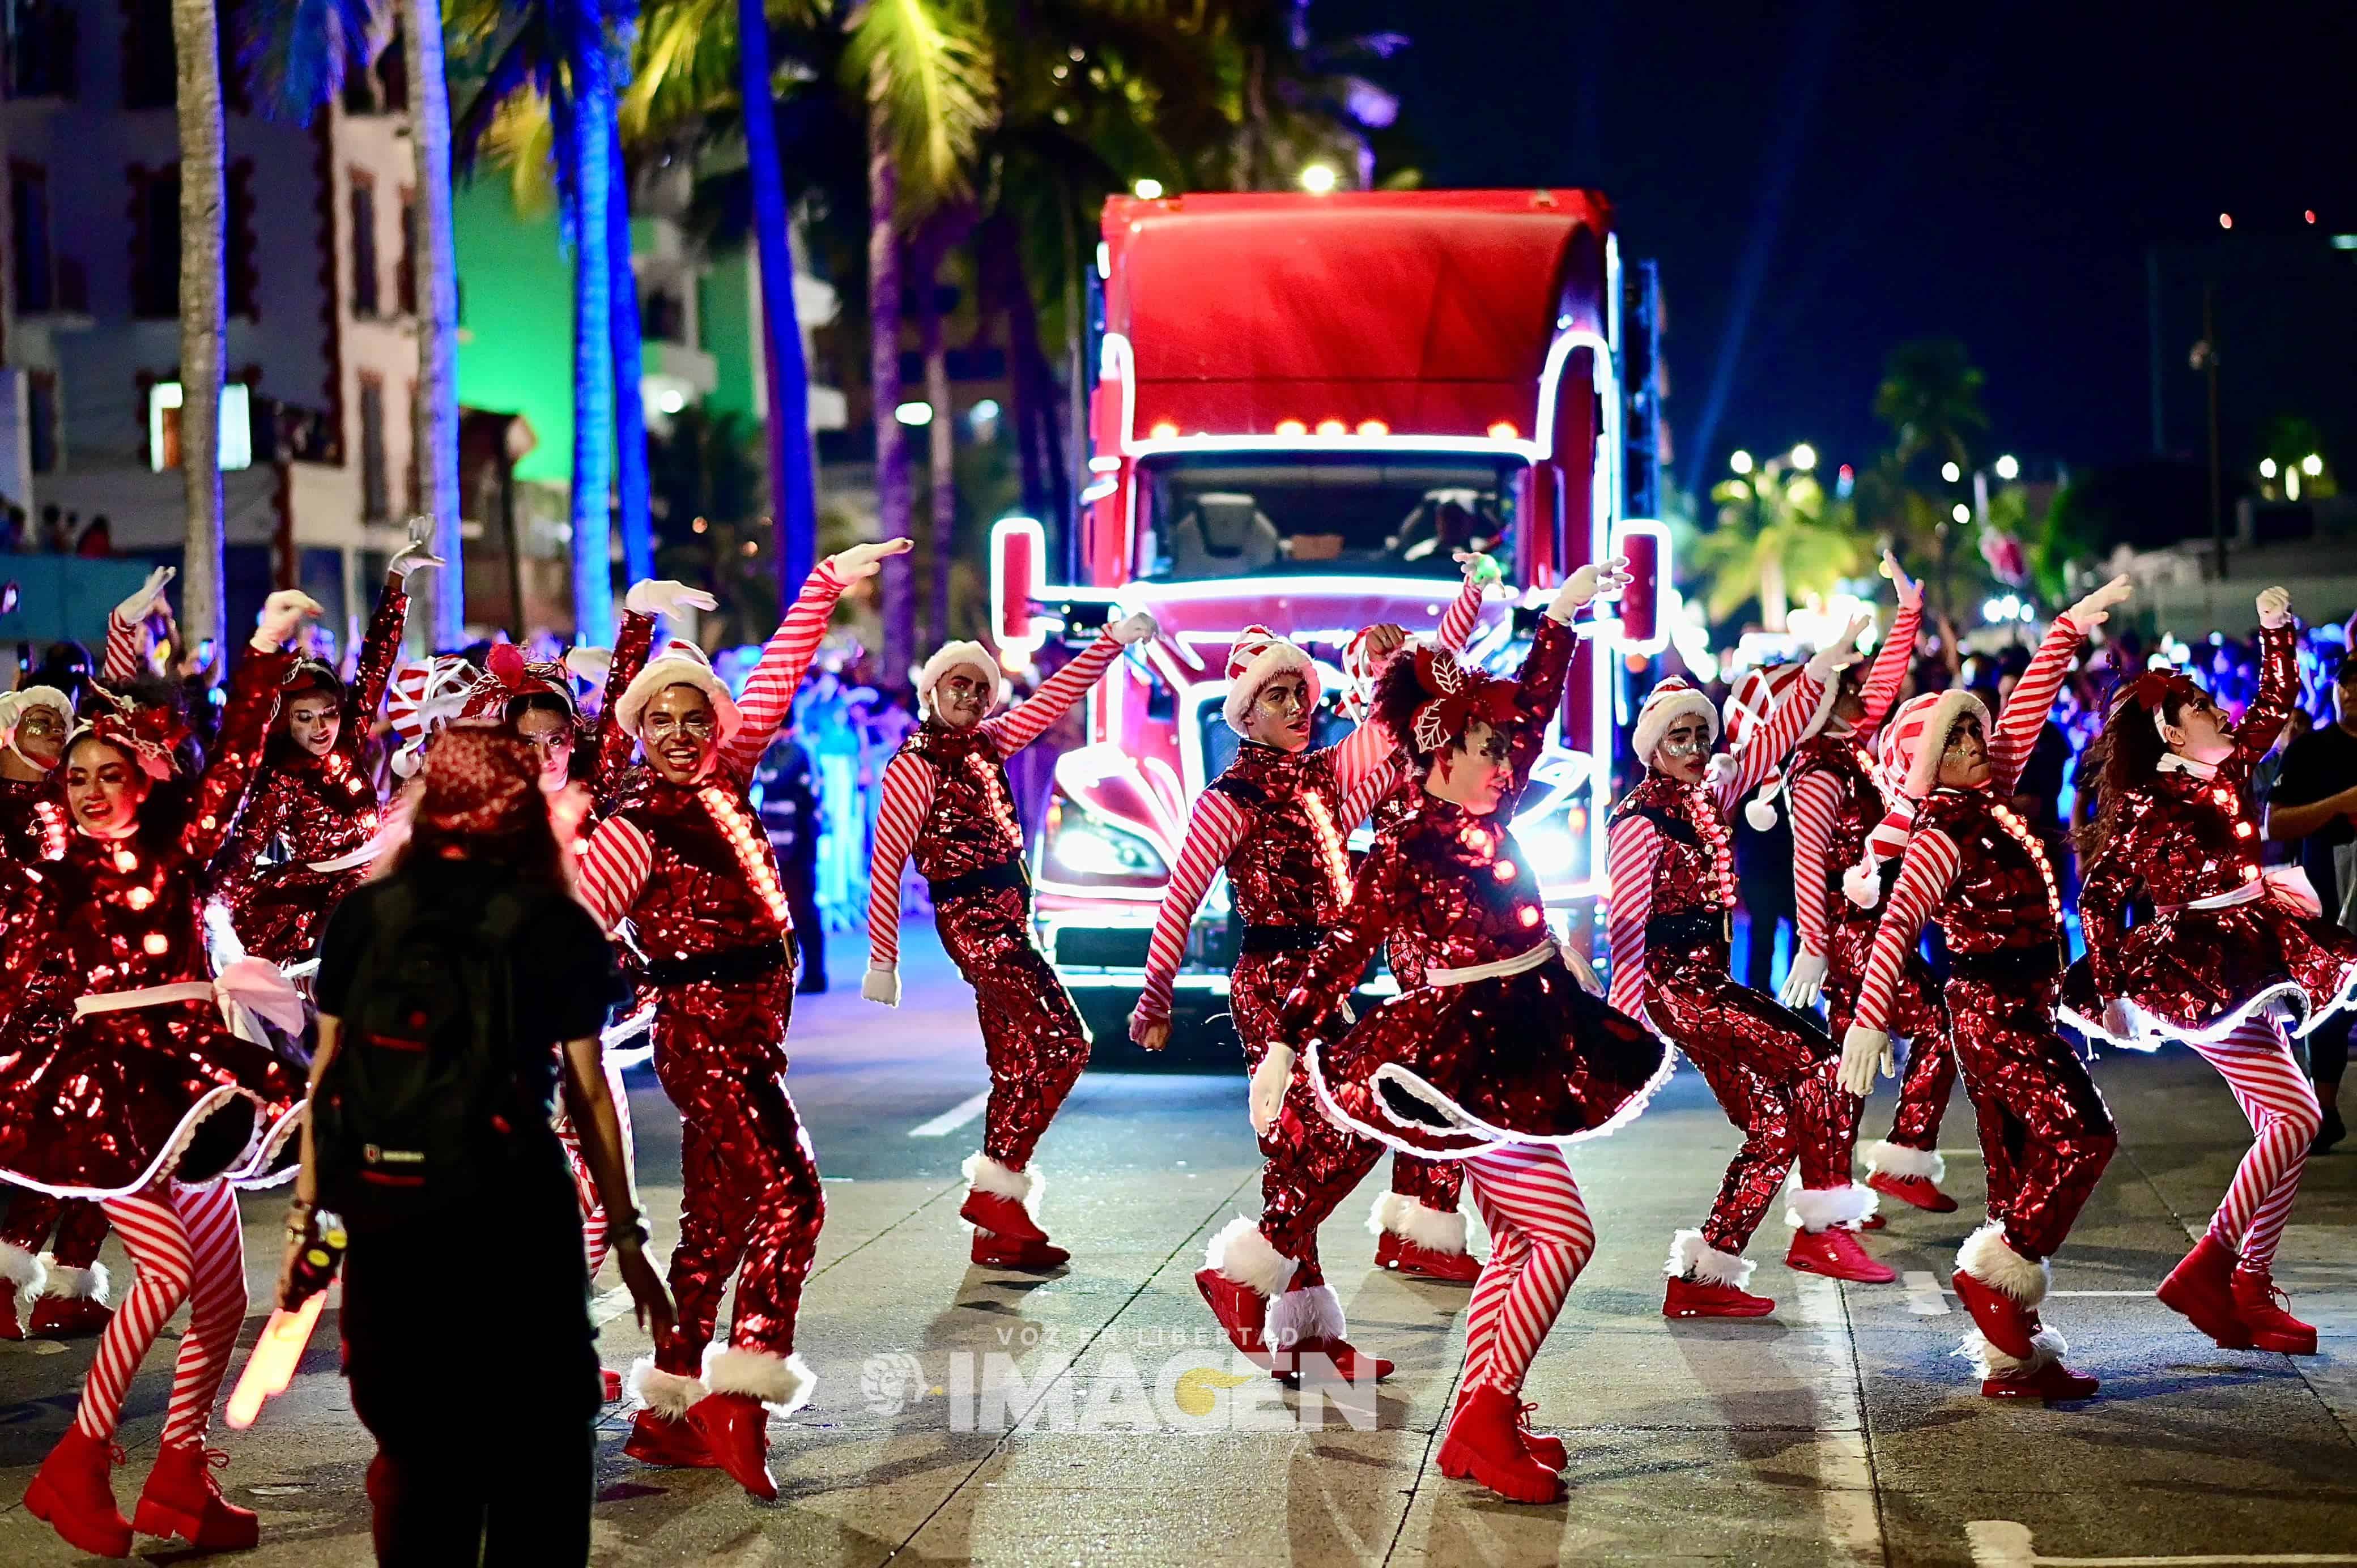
[[1194, 1268, 1273, 1369], [1786, 1226, 1897, 1284], [959, 1155, 1048, 1243], [133, 1441, 259, 1550], [1514, 1400, 1568, 1471], [2230, 1268, 2318, 1355], [624, 1360, 720, 1468], [1971, 1326, 2100, 1402], [23, 1426, 133, 1558], [2155, 1233, 2252, 1348], [972, 1231, 1070, 1270], [686, 1394, 778, 1500], [1437, 1383, 1567, 1503], [1951, 1224, 2045, 1361]]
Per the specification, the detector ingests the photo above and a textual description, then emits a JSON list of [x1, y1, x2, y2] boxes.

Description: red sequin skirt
[[2062, 893, 2357, 1049]]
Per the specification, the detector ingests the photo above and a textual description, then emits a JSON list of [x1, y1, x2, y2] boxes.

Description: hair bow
[[1408, 646, 1518, 756]]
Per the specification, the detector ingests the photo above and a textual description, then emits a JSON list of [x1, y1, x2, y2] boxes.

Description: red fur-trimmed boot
[[0, 1240, 40, 1341], [28, 1260, 112, 1338], [624, 1360, 720, 1469], [1196, 1217, 1288, 1369], [2230, 1268, 2318, 1356], [690, 1346, 814, 1501], [1865, 1141, 1959, 1213], [1368, 1193, 1482, 1284], [1950, 1222, 2045, 1362], [133, 1441, 258, 1550], [1785, 1185, 1895, 1283], [972, 1232, 1070, 1270], [1271, 1283, 1394, 1386], [1662, 1231, 1775, 1318], [1437, 1383, 1567, 1504], [1965, 1323, 2099, 1402], [23, 1426, 132, 1558], [959, 1154, 1049, 1244], [2156, 1233, 2252, 1349]]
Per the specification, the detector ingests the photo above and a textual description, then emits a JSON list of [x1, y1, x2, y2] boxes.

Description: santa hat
[[458, 643, 577, 725], [915, 641, 1007, 716], [1631, 676, 1718, 770], [1720, 663, 1840, 829], [614, 642, 742, 740], [1841, 688, 1990, 907], [0, 686, 73, 752], [384, 655, 478, 778], [1223, 625, 1318, 735]]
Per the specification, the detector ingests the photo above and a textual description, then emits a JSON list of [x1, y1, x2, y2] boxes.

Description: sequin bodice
[[614, 782, 792, 960], [900, 722, 1025, 883], [1210, 742, 1356, 928], [1918, 789, 2061, 953], [1609, 771, 1737, 920], [0, 774, 67, 863]]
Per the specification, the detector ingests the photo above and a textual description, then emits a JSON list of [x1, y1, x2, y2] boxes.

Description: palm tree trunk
[[568, 58, 616, 644], [919, 257, 954, 647], [869, 86, 913, 683], [403, 0, 463, 648], [739, 0, 820, 611], [607, 120, 653, 588], [1760, 553, 1789, 634], [171, 0, 226, 657]]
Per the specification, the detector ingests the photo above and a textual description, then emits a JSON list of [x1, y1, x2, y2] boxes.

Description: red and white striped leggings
[[561, 1054, 638, 1274], [76, 1180, 245, 1445], [1460, 1144, 1595, 1396], [2189, 1020, 2322, 1275]]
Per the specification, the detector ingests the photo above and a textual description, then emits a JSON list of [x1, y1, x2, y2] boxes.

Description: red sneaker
[[132, 1441, 258, 1550], [23, 1426, 131, 1558], [28, 1294, 112, 1339], [2156, 1234, 2251, 1349], [2230, 1269, 2318, 1356], [1436, 1384, 1567, 1503], [1950, 1268, 2039, 1361], [1981, 1360, 2100, 1401], [1662, 1273, 1775, 1319], [1391, 1240, 1482, 1284], [1287, 1339, 1393, 1386], [623, 1409, 720, 1469], [1372, 1231, 1403, 1270], [1786, 1227, 1897, 1284], [972, 1232, 1070, 1270], [1859, 1212, 1888, 1232], [1868, 1170, 1959, 1213], [601, 1367, 624, 1403], [1194, 1267, 1273, 1369], [960, 1188, 1046, 1244], [686, 1392, 778, 1500]]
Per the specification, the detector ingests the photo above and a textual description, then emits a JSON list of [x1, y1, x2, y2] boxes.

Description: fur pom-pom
[[1266, 1284, 1346, 1349], [1956, 1221, 2049, 1306], [1205, 1216, 1299, 1298], [1843, 860, 1884, 909], [1745, 793, 1781, 832], [1665, 1229, 1755, 1289]]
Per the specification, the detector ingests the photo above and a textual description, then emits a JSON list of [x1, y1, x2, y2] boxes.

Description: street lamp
[[1993, 454, 2019, 480], [1950, 503, 1971, 524], [1298, 163, 1338, 195], [1941, 461, 1963, 483], [2260, 457, 2278, 479], [1133, 178, 1164, 200], [2302, 453, 2324, 476], [895, 401, 935, 427], [1790, 442, 1817, 471], [1729, 449, 1754, 475]]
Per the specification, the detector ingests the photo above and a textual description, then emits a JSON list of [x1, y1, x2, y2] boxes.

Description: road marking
[[1968, 1518, 2357, 1566], [2047, 1290, 2160, 1298], [1785, 1273, 1887, 1565], [1901, 1270, 1951, 1316], [909, 1090, 991, 1139]]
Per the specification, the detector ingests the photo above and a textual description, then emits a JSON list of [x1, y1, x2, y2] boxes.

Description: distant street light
[[2219, 212, 2233, 229], [2260, 457, 2279, 478], [1950, 502, 1971, 524], [1729, 449, 1754, 475], [895, 401, 936, 427], [1994, 454, 2019, 480], [1940, 461, 1963, 483], [1299, 164, 1338, 195], [1790, 442, 1818, 471], [1133, 178, 1164, 200], [2303, 453, 2325, 476]]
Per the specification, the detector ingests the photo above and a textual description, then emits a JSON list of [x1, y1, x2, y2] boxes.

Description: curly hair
[[2074, 678, 2194, 866]]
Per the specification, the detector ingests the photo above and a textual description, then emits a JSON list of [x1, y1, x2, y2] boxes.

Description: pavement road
[[2, 924, 2352, 1566]]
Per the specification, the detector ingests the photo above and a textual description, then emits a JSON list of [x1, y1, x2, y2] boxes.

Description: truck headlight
[[1509, 806, 1586, 881], [1044, 800, 1168, 883]]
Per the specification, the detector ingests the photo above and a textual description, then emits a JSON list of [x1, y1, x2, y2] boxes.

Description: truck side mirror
[[990, 516, 1045, 650], [1607, 519, 1671, 655]]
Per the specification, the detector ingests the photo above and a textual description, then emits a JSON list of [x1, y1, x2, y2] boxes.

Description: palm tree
[[609, 117, 656, 586], [1873, 338, 1990, 472], [172, 0, 229, 656], [405, 0, 467, 646], [1692, 462, 1861, 632]]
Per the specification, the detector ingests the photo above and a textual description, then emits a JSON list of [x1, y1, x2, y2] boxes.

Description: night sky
[[1324, 0, 2356, 486]]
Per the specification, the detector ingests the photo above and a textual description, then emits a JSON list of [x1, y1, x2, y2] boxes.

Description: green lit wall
[[452, 177, 575, 484]]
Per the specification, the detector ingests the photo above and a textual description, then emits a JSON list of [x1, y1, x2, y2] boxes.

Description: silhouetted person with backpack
[[284, 728, 671, 1566]]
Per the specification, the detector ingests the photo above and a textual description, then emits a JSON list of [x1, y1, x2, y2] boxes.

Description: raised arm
[[719, 562, 850, 778], [1990, 576, 2128, 795], [980, 628, 1124, 756], [591, 608, 657, 800], [1849, 828, 1960, 1040], [1603, 813, 1661, 1025], [1786, 768, 1841, 984], [861, 749, 937, 997], [182, 639, 297, 864], [576, 815, 656, 934], [1859, 600, 1923, 736], [1273, 841, 1401, 1043], [2228, 596, 2296, 777], [1130, 789, 1249, 1038], [1435, 557, 1494, 655], [1713, 668, 1830, 808], [347, 573, 412, 726], [102, 566, 177, 687], [1339, 750, 1405, 828]]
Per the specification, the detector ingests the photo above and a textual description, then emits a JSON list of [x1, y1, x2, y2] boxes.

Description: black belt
[[929, 858, 1030, 904], [1240, 924, 1325, 955], [1646, 911, 1729, 949], [1946, 943, 2063, 985], [641, 938, 792, 989]]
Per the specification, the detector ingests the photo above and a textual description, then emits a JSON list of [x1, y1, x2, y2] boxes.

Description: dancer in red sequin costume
[[1267, 559, 1660, 1505], [2062, 586, 2341, 1356], [576, 539, 908, 1498], [1773, 556, 1962, 1215], [0, 685, 72, 861], [861, 610, 1159, 1269], [207, 526, 442, 964], [1340, 557, 1492, 1284], [1841, 575, 2134, 1403], [1607, 619, 1888, 1320], [7, 592, 322, 1558]]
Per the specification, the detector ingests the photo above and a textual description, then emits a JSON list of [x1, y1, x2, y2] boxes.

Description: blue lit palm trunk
[[607, 117, 653, 587], [738, 0, 819, 609], [405, 0, 465, 647], [568, 52, 617, 644]]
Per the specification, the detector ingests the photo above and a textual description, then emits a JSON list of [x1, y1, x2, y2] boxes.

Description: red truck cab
[[990, 189, 1658, 1040]]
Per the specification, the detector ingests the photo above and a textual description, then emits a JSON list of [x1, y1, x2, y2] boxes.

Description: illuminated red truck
[[989, 189, 1664, 1043]]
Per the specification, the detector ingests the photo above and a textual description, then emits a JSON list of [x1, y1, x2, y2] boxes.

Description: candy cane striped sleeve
[[1988, 614, 2083, 795], [1340, 751, 1404, 827], [720, 560, 849, 776], [982, 630, 1121, 756], [577, 816, 656, 934], [1333, 706, 1397, 799], [1714, 670, 1827, 809], [1136, 789, 1248, 1022], [1604, 814, 1659, 1022], [1853, 826, 1960, 1036], [1858, 601, 1921, 734], [865, 751, 935, 970], [1789, 769, 1841, 958], [1437, 570, 1485, 654], [101, 611, 143, 686]]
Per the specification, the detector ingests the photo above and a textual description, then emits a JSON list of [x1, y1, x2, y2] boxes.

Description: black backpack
[[313, 879, 537, 1229]]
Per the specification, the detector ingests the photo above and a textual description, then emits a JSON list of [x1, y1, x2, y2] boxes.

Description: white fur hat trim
[[1633, 680, 1719, 770], [614, 644, 742, 741], [1222, 628, 1318, 735], [917, 641, 1008, 714]]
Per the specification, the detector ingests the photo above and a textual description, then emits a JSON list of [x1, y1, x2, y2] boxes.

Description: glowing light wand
[[224, 1293, 326, 1430]]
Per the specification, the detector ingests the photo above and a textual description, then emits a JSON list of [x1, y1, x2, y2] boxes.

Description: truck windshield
[[1137, 451, 1524, 582]]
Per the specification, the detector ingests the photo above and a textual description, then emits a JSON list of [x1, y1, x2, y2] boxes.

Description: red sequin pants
[[1825, 919, 1955, 1153], [1645, 941, 1854, 1256], [1379, 938, 1463, 1220], [1945, 973, 2115, 1261], [1234, 949, 1381, 1288], [1, 1187, 110, 1269], [648, 972, 823, 1373], [937, 886, 1091, 1170]]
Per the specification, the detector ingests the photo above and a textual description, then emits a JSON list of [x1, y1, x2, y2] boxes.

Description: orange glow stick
[[225, 1291, 327, 1430]]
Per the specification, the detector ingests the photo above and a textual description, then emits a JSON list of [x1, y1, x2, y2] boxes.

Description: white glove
[[2100, 998, 2138, 1042], [1249, 1043, 1296, 1138], [1110, 610, 1159, 646], [1780, 949, 1830, 1010], [251, 590, 324, 652], [825, 538, 914, 583], [1839, 1024, 1892, 1098], [1803, 615, 1873, 683], [2065, 573, 2132, 630], [2257, 585, 2291, 630], [625, 579, 720, 619], [1882, 549, 1923, 613], [1557, 943, 1604, 997], [1547, 555, 1633, 623], [861, 965, 901, 1007], [115, 565, 176, 625], [389, 516, 445, 583], [563, 645, 612, 685]]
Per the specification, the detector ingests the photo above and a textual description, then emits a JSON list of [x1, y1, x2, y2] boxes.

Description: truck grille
[[1050, 926, 1154, 970]]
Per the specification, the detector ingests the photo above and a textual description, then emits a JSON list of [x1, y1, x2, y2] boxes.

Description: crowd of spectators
[[0, 504, 115, 556]]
